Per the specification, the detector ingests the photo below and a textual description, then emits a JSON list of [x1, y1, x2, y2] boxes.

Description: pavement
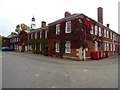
[[2, 51, 118, 88]]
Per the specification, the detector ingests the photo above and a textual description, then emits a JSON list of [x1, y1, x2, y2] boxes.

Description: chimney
[[97, 7, 103, 24], [64, 11, 71, 18], [107, 24, 109, 28], [41, 21, 46, 27]]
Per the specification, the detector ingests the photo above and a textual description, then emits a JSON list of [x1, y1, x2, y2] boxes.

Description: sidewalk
[[12, 51, 118, 66]]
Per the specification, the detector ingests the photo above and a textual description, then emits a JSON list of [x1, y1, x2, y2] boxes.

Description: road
[[2, 51, 118, 88]]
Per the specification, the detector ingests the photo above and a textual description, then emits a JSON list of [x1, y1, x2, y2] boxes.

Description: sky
[[0, 0, 119, 37]]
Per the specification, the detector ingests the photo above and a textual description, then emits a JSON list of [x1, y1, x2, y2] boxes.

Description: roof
[[48, 13, 119, 35], [29, 26, 48, 34], [7, 34, 18, 38], [48, 14, 83, 25]]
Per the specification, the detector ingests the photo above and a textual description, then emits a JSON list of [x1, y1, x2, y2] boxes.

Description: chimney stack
[[41, 21, 46, 27], [64, 11, 71, 18], [97, 7, 103, 24], [107, 24, 109, 28]]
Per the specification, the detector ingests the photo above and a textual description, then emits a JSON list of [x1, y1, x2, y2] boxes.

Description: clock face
[[32, 17, 35, 21]]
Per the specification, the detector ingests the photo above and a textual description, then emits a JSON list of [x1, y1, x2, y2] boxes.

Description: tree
[[15, 23, 29, 33]]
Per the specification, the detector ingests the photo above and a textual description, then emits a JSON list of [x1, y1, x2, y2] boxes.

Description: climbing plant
[[48, 17, 93, 58]]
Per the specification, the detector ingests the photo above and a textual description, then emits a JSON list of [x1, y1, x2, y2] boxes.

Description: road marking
[[52, 86, 55, 88], [65, 74, 68, 77], [34, 74, 40, 77], [83, 69, 88, 72]]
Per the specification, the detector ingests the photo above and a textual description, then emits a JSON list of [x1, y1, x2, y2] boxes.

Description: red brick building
[[47, 7, 120, 60], [2, 7, 120, 60]]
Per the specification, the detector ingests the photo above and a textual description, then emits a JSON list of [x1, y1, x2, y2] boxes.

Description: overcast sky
[[0, 0, 119, 36]]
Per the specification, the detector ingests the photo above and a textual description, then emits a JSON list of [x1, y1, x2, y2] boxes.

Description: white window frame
[[45, 30, 47, 38], [35, 33, 37, 39], [94, 41, 98, 51], [31, 33, 33, 39], [65, 41, 71, 53], [113, 44, 115, 51], [110, 32, 112, 39], [55, 42, 60, 52], [107, 30, 109, 38], [104, 43, 107, 51], [90, 25, 93, 34], [40, 31, 42, 38], [110, 44, 113, 51], [40, 43, 41, 51], [56, 24, 60, 34], [65, 21, 71, 33], [95, 25, 98, 35], [113, 33, 114, 40], [107, 43, 109, 51], [104, 28, 106, 37], [99, 27, 101, 36]]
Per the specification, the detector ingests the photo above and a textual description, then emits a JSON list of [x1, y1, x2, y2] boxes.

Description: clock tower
[[31, 14, 36, 29]]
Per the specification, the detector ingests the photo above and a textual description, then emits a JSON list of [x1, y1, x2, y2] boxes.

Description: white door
[[78, 47, 83, 60]]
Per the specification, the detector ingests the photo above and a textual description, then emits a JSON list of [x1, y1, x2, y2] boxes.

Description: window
[[17, 38, 18, 42], [113, 33, 114, 40], [56, 24, 60, 34], [45, 30, 47, 38], [95, 25, 98, 35], [110, 32, 112, 39], [107, 30, 109, 38], [104, 43, 107, 51], [31, 33, 33, 39], [107, 43, 109, 51], [40, 31, 42, 38], [35, 33, 37, 39], [110, 44, 113, 51], [104, 28, 106, 37], [65, 21, 71, 33], [55, 42, 60, 52], [99, 27, 101, 36], [40, 43, 41, 51], [113, 44, 115, 51], [65, 41, 71, 53], [90, 25, 93, 34], [94, 41, 98, 51]]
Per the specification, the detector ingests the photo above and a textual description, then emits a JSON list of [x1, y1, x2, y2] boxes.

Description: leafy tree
[[21, 23, 29, 30], [15, 25, 21, 33], [15, 23, 29, 33]]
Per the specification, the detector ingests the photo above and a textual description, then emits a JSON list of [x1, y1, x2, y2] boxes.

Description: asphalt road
[[2, 51, 118, 88]]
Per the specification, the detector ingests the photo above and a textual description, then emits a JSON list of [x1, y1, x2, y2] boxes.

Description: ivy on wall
[[48, 17, 93, 57], [18, 30, 28, 52], [30, 32, 48, 55]]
